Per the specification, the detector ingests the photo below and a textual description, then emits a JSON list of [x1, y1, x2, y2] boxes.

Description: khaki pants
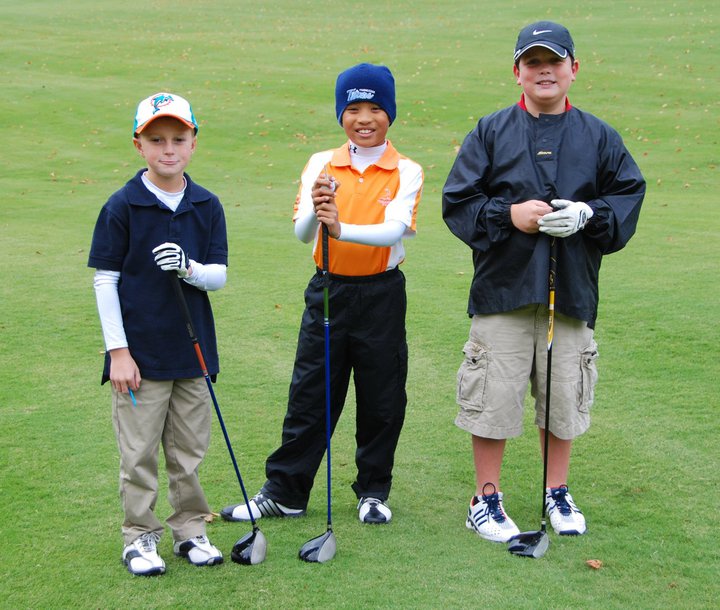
[[112, 378, 212, 544]]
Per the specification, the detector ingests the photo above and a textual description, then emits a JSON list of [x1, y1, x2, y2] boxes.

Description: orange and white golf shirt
[[293, 140, 423, 276]]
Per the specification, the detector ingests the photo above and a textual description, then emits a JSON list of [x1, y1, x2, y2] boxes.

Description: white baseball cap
[[133, 92, 198, 135]]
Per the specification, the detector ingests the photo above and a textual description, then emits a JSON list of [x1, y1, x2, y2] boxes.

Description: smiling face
[[133, 116, 196, 191], [513, 47, 579, 116], [341, 101, 390, 148]]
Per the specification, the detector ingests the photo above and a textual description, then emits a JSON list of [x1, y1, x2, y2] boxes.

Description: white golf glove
[[538, 199, 594, 238], [152, 242, 190, 278]]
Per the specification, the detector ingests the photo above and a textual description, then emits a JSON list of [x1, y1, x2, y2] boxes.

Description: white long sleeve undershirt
[[294, 211, 406, 247]]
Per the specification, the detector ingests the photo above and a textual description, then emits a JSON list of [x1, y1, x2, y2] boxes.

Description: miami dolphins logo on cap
[[151, 93, 175, 115]]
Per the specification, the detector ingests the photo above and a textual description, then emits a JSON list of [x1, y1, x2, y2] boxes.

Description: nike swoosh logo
[[533, 29, 552, 35]]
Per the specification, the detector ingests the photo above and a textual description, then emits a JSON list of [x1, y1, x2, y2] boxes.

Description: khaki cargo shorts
[[454, 305, 598, 440]]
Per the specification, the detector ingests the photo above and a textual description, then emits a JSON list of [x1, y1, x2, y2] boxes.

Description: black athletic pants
[[263, 267, 408, 509]]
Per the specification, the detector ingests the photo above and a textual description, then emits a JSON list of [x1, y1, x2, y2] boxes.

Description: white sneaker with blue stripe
[[466, 483, 520, 543], [545, 485, 587, 535]]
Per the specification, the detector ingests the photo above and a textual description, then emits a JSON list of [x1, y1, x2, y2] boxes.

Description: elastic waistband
[[315, 266, 400, 284]]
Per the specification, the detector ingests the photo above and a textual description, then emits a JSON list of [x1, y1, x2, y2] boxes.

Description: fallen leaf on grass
[[586, 559, 603, 570]]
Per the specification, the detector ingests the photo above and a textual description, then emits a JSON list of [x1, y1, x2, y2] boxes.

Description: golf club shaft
[[322, 223, 332, 530], [541, 237, 558, 525], [169, 275, 258, 529]]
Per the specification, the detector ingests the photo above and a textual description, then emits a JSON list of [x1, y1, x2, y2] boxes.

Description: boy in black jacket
[[442, 22, 645, 543]]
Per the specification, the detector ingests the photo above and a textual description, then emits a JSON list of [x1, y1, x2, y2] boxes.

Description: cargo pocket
[[456, 340, 489, 410], [578, 341, 599, 413]]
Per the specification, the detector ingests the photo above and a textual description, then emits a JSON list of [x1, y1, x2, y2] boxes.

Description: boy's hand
[[312, 175, 341, 238], [152, 242, 190, 277], [108, 347, 141, 393], [511, 199, 555, 233], [538, 200, 594, 238]]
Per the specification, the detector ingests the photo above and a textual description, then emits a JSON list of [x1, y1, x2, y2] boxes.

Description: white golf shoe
[[173, 535, 223, 566], [545, 485, 587, 535], [122, 532, 165, 576], [466, 484, 520, 543], [357, 497, 392, 524]]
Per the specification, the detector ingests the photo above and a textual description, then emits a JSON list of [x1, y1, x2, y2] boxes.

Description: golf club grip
[[322, 224, 329, 276], [547, 238, 557, 350], [170, 274, 211, 377], [170, 274, 198, 342]]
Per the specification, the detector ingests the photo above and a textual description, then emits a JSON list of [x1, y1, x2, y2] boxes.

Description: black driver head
[[507, 530, 550, 559], [231, 527, 267, 565], [298, 529, 336, 563]]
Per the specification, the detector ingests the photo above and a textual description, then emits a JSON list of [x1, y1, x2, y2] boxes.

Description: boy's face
[[133, 116, 196, 191], [513, 47, 579, 116], [341, 101, 390, 148]]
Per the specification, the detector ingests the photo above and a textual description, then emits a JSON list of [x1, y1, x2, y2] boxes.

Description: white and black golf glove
[[152, 242, 190, 278], [538, 199, 594, 238]]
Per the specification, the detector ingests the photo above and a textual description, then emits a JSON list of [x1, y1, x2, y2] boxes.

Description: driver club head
[[507, 530, 549, 559], [298, 529, 336, 563], [231, 527, 267, 565]]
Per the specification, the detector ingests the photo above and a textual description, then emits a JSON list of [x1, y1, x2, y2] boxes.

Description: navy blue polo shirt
[[88, 169, 228, 383]]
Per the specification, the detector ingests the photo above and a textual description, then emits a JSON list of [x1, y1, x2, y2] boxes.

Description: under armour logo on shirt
[[349, 144, 358, 154]]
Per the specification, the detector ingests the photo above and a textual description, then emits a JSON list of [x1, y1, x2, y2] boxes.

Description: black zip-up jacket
[[442, 101, 646, 328]]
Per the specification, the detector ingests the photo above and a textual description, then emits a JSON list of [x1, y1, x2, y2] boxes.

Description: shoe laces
[[360, 497, 381, 507], [480, 483, 507, 523], [137, 532, 160, 552], [550, 485, 572, 516]]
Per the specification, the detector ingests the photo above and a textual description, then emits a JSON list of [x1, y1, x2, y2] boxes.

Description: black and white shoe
[[358, 497, 392, 524], [221, 492, 306, 522], [122, 532, 165, 576], [173, 535, 223, 566]]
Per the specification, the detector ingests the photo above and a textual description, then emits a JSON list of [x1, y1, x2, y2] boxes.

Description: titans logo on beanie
[[335, 63, 396, 125]]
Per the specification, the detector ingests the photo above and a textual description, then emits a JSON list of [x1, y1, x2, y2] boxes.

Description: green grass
[[1, 0, 719, 608]]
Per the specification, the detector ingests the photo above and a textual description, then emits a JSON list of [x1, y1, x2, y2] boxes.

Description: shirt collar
[[331, 139, 400, 170], [518, 93, 572, 112], [126, 169, 212, 207]]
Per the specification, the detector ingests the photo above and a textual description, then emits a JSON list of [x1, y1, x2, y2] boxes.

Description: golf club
[[169, 274, 267, 565], [298, 214, 337, 564], [507, 236, 558, 559]]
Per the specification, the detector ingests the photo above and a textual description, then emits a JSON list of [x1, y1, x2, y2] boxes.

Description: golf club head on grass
[[298, 529, 336, 563], [231, 527, 267, 565], [507, 530, 549, 559]]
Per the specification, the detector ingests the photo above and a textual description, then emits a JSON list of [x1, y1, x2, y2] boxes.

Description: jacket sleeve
[[441, 123, 513, 253], [583, 128, 646, 254]]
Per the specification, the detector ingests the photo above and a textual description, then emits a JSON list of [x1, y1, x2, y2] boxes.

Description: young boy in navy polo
[[222, 63, 423, 525], [88, 92, 228, 576]]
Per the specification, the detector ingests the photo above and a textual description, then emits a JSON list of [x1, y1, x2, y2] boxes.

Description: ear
[[571, 59, 579, 81], [132, 137, 144, 156], [513, 63, 521, 84], [190, 135, 197, 153]]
